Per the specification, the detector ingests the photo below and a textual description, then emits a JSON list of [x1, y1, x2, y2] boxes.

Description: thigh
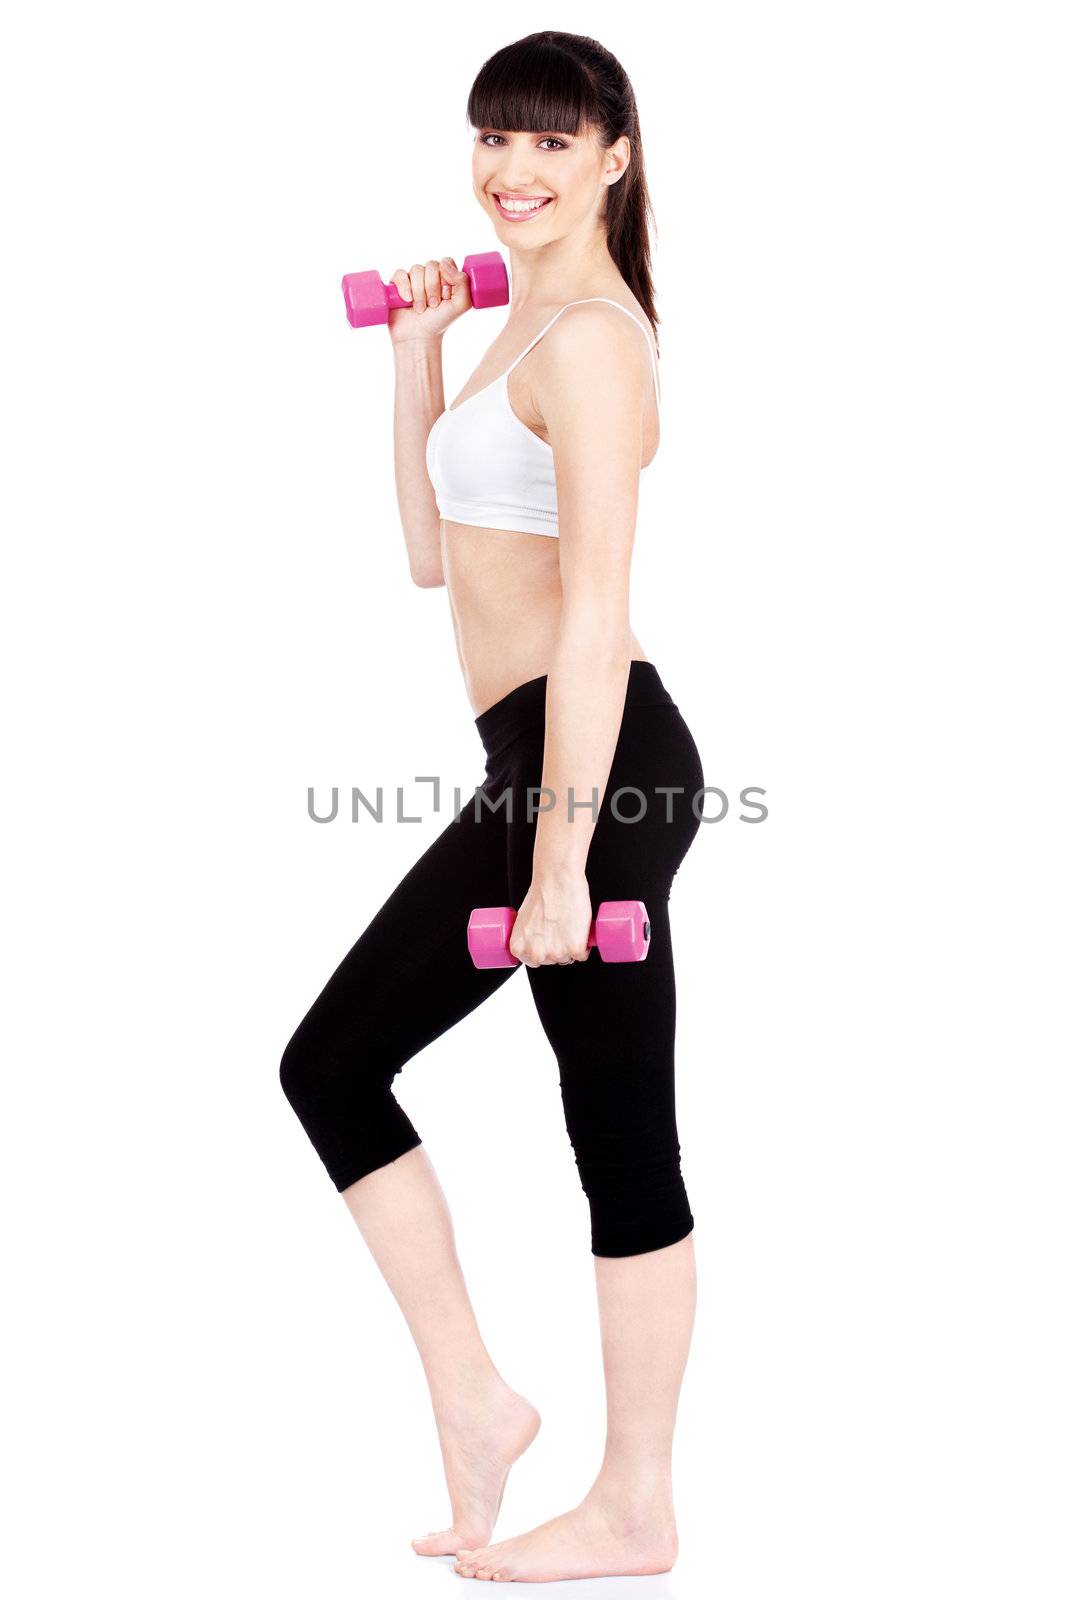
[[288, 785, 520, 1069]]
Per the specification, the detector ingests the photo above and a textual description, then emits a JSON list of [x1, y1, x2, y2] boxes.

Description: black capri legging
[[280, 659, 706, 1258]]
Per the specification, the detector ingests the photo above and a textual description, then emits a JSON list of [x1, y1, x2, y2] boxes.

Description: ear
[[604, 135, 631, 186]]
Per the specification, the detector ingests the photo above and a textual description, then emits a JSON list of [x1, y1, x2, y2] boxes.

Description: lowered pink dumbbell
[[342, 251, 510, 329], [467, 900, 651, 969]]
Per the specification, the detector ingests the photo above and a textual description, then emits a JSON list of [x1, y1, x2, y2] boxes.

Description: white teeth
[[497, 195, 550, 213]]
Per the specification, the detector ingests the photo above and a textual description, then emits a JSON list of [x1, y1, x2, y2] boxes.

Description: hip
[[476, 661, 707, 838]]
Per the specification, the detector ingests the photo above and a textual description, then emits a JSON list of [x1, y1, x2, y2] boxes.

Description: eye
[[478, 133, 569, 151]]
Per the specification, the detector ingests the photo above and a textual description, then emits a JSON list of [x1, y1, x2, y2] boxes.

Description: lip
[[491, 192, 554, 221]]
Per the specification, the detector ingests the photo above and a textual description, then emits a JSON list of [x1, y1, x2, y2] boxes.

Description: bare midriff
[[440, 521, 651, 719]]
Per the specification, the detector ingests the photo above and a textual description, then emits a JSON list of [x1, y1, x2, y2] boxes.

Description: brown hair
[[466, 31, 659, 351]]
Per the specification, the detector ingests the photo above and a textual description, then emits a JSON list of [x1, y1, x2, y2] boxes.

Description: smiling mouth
[[492, 192, 554, 217]]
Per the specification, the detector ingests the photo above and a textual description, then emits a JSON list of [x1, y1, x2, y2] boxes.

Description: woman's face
[[471, 125, 629, 242]]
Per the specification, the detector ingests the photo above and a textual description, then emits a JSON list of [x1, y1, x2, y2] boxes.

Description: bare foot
[[452, 1490, 678, 1582], [411, 1381, 541, 1558]]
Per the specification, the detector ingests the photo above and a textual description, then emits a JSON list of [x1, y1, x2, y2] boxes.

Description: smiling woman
[[280, 29, 708, 1587]]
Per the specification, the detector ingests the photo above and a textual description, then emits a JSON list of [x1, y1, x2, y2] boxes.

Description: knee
[[589, 1188, 695, 1257], [279, 1031, 302, 1110], [278, 1016, 369, 1176], [573, 1142, 695, 1258], [279, 1020, 326, 1119], [278, 1012, 385, 1127], [278, 1012, 421, 1195]]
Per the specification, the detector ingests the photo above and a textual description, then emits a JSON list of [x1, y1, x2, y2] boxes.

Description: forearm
[[532, 610, 633, 883], [393, 338, 446, 585]]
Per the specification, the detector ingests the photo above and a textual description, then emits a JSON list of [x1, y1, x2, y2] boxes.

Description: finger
[[440, 255, 457, 299], [408, 263, 428, 312], [424, 258, 441, 308], [391, 268, 413, 305]]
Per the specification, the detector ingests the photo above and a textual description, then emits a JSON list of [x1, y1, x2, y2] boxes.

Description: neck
[[506, 224, 620, 311]]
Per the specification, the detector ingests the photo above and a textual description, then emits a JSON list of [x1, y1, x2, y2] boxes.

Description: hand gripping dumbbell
[[467, 901, 651, 969], [341, 251, 510, 329]]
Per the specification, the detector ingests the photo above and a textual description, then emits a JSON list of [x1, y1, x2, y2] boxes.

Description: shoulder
[[533, 301, 655, 410], [544, 300, 652, 368]]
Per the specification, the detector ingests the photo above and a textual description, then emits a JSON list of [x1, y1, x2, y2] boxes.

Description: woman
[[281, 31, 707, 1584]]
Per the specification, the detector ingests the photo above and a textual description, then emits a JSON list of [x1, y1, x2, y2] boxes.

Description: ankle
[[587, 1467, 675, 1527], [427, 1364, 514, 1423]]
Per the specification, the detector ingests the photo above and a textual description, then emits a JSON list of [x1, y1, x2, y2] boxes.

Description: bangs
[[466, 36, 600, 138]]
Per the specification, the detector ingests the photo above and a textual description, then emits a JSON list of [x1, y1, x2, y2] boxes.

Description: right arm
[[387, 257, 471, 589]]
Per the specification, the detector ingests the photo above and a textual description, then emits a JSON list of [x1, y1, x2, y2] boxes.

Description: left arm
[[508, 305, 650, 967]]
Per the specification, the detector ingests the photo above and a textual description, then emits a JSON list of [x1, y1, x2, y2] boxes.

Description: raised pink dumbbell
[[467, 901, 651, 969], [341, 251, 509, 329]]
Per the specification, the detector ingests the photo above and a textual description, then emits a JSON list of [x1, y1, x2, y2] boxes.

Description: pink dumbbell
[[342, 251, 510, 329], [467, 901, 652, 969]]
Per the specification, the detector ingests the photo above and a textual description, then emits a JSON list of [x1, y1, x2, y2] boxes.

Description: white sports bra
[[424, 297, 661, 539]]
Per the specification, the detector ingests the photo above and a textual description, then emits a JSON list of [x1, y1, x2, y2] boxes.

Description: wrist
[[531, 854, 588, 889], [392, 334, 443, 357]]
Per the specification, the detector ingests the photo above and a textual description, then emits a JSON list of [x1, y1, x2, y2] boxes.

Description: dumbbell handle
[[378, 281, 418, 313]]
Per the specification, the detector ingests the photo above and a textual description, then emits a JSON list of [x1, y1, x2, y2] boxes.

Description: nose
[[497, 165, 538, 189]]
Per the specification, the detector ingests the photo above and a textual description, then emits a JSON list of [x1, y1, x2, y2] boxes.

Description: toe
[[413, 1529, 456, 1554]]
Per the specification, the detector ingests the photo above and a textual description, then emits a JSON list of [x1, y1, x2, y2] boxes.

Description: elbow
[[410, 563, 445, 588], [405, 514, 446, 587]]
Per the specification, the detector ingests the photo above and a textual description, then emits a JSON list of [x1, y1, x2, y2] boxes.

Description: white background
[[3, 3, 1064, 1596]]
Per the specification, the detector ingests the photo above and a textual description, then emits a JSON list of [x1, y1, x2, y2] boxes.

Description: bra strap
[[502, 298, 660, 406]]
